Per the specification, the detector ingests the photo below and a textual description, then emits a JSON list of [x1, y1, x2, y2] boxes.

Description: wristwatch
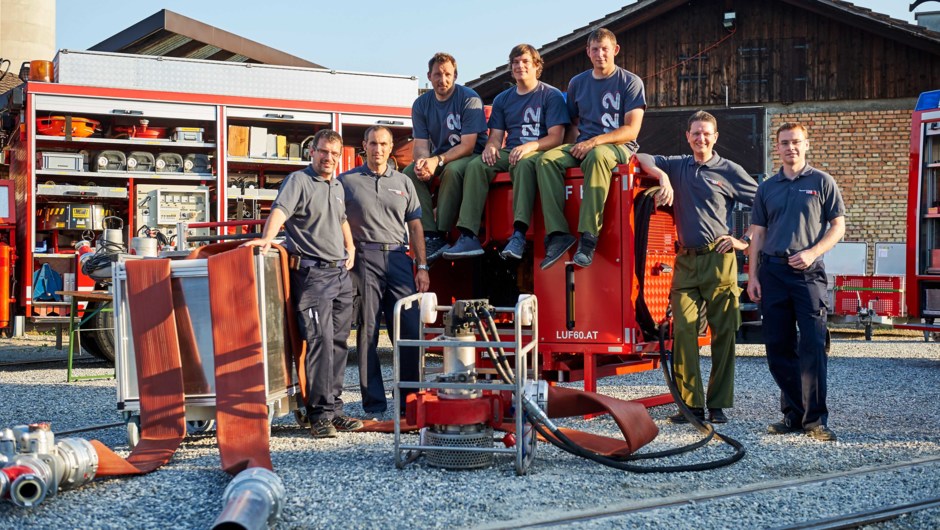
[[741, 235, 752, 248], [437, 155, 446, 167], [416, 264, 430, 271]]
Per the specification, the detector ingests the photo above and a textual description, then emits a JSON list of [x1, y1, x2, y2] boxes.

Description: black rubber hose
[[478, 303, 743, 471], [468, 307, 515, 385], [479, 308, 519, 380], [633, 187, 662, 342], [525, 319, 746, 472]]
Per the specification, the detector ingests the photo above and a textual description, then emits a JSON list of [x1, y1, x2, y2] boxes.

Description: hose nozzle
[[211, 467, 285, 530]]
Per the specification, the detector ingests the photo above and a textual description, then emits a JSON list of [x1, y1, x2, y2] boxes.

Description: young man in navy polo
[[747, 122, 845, 442]]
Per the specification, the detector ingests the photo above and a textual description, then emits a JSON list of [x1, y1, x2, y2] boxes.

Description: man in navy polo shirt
[[402, 52, 488, 263], [243, 129, 362, 439], [636, 110, 757, 425], [340, 126, 430, 420], [747, 122, 845, 442]]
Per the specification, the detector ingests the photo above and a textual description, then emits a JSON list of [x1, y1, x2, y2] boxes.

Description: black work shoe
[[805, 425, 837, 442], [331, 415, 364, 432], [573, 232, 598, 267], [668, 407, 705, 424], [310, 418, 338, 438], [540, 233, 577, 270], [708, 408, 728, 424], [362, 410, 388, 422], [767, 420, 803, 435], [443, 234, 484, 259], [425, 236, 448, 264]]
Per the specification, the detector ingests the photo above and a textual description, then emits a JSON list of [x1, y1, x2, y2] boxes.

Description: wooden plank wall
[[534, 0, 939, 108]]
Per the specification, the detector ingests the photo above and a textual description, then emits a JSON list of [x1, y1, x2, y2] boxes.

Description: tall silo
[[0, 0, 56, 76]]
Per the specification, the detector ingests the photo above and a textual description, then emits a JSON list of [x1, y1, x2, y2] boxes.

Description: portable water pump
[[395, 295, 541, 474], [422, 300, 499, 469]]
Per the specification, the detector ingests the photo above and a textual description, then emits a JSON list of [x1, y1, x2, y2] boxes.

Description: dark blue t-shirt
[[488, 81, 570, 149], [412, 84, 488, 155], [566, 66, 646, 144]]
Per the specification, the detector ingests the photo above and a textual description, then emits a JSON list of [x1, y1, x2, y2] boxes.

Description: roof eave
[[89, 9, 323, 68]]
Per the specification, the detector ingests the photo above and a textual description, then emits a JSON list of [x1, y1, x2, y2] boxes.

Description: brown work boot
[[310, 418, 338, 438], [668, 407, 705, 424], [805, 425, 837, 442], [331, 415, 364, 432]]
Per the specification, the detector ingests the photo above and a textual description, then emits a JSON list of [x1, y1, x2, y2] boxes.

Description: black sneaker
[[805, 424, 837, 442], [668, 407, 705, 424], [331, 415, 364, 432], [362, 410, 388, 422], [310, 418, 338, 438], [443, 234, 484, 259], [708, 408, 728, 424], [425, 236, 448, 264], [573, 232, 598, 267], [540, 233, 577, 270], [767, 419, 803, 435]]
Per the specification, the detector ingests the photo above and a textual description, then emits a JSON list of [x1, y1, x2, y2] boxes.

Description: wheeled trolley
[[112, 249, 300, 446], [831, 274, 906, 340], [391, 293, 542, 475]]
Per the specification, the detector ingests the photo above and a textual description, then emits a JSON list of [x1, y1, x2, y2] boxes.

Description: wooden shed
[[468, 0, 940, 272]]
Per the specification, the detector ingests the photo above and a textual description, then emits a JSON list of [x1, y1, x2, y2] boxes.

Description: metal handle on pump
[[565, 264, 575, 330]]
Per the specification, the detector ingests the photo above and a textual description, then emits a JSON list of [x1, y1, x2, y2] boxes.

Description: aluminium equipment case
[[112, 250, 299, 446]]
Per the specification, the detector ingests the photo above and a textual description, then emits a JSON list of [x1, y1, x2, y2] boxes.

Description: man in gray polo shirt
[[636, 110, 757, 425], [747, 122, 845, 442], [243, 128, 362, 439], [339, 125, 430, 420]]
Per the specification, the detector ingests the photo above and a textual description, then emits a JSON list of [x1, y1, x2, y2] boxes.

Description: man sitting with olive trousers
[[402, 52, 488, 263]]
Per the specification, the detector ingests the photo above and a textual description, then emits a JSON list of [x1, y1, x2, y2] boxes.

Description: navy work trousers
[[758, 259, 830, 429], [352, 249, 420, 414], [291, 266, 353, 422]]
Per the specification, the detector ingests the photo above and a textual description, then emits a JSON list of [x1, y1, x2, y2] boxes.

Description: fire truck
[[902, 89, 940, 337], [2, 50, 417, 358]]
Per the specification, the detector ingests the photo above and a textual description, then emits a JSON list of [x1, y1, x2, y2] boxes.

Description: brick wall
[[769, 107, 911, 273]]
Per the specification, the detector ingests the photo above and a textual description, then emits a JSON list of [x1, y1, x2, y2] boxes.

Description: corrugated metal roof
[[88, 9, 322, 68]]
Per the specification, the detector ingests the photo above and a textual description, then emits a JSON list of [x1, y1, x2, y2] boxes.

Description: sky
[[55, 1, 923, 85]]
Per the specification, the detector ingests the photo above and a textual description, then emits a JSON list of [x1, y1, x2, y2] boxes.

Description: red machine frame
[[0, 179, 16, 329], [431, 160, 691, 399]]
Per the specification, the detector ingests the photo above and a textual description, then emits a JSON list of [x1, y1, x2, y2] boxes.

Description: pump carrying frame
[[391, 293, 540, 475]]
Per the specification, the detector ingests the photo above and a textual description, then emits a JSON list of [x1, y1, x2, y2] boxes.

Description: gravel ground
[[0, 328, 938, 529]]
